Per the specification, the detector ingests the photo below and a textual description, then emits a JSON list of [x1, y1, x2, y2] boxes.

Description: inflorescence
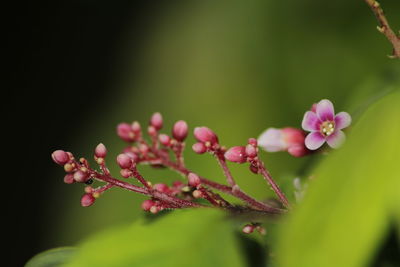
[[52, 99, 351, 234]]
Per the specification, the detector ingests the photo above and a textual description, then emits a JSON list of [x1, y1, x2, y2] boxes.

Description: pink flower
[[302, 99, 351, 150], [224, 146, 247, 163]]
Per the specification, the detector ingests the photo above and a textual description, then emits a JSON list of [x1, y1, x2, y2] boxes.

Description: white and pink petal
[[302, 111, 320, 132], [335, 112, 351, 130], [316, 99, 335, 121], [326, 130, 346, 149], [305, 132, 326, 150]]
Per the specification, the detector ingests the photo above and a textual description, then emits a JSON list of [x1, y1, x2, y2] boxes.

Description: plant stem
[[258, 163, 290, 208], [364, 0, 400, 58]]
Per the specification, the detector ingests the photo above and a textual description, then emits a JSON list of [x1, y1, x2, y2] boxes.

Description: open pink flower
[[302, 99, 351, 150]]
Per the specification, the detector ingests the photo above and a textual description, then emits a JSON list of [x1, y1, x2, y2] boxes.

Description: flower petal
[[334, 112, 351, 130], [305, 132, 326, 150], [302, 111, 320, 132], [316, 99, 335, 121], [326, 130, 346, 149], [258, 128, 287, 152]]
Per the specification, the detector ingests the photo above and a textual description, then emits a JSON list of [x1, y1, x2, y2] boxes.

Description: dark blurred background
[[9, 0, 399, 266]]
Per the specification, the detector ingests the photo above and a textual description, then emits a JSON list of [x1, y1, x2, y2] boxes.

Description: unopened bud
[[153, 183, 170, 193], [194, 127, 218, 144], [117, 154, 132, 169], [288, 144, 309, 157], [81, 193, 96, 207], [192, 190, 202, 198], [63, 174, 75, 184], [141, 200, 155, 211], [248, 138, 257, 146], [139, 143, 149, 154], [64, 163, 75, 173], [131, 121, 141, 133], [73, 170, 89, 183], [242, 224, 254, 234], [159, 134, 171, 146], [172, 120, 188, 141], [192, 142, 207, 154], [245, 144, 257, 158], [52, 150, 70, 165], [150, 112, 163, 130], [224, 146, 247, 163], [120, 168, 133, 178], [150, 205, 160, 214], [84, 186, 93, 193], [147, 125, 157, 136], [188, 173, 201, 187], [95, 143, 107, 158], [117, 123, 134, 142]]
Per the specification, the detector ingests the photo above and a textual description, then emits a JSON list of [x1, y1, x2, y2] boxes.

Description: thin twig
[[364, 0, 400, 58]]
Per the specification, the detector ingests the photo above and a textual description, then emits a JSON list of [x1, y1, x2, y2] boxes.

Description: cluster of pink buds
[[51, 100, 351, 234]]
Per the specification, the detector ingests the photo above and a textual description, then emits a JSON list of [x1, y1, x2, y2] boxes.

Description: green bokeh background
[[44, 0, 399, 255]]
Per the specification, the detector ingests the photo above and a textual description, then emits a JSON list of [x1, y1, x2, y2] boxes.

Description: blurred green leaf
[[277, 91, 400, 267], [25, 247, 77, 267], [65, 209, 245, 267]]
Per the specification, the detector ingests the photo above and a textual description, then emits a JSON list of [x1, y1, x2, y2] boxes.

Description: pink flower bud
[[245, 144, 257, 158], [242, 224, 254, 234], [153, 183, 170, 193], [193, 127, 218, 144], [94, 143, 107, 158], [150, 112, 163, 130], [117, 123, 134, 142], [124, 151, 138, 163], [81, 193, 96, 207], [287, 144, 309, 157], [117, 154, 132, 169], [131, 121, 141, 133], [159, 134, 171, 146], [139, 143, 149, 154], [224, 146, 247, 163], [188, 173, 200, 187], [147, 125, 157, 136], [150, 205, 160, 214], [248, 138, 257, 146], [282, 127, 306, 147], [141, 199, 155, 211], [192, 142, 207, 154], [52, 150, 70, 165], [73, 170, 89, 183], [63, 174, 75, 184], [172, 120, 188, 141], [192, 190, 202, 198], [249, 164, 259, 174], [120, 168, 133, 178]]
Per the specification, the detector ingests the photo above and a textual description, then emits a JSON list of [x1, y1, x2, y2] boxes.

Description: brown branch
[[364, 0, 400, 58]]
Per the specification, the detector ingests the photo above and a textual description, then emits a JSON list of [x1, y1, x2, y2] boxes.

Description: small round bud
[[248, 138, 258, 146], [95, 143, 107, 158], [117, 154, 132, 169], [81, 193, 96, 207], [63, 174, 75, 184], [84, 186, 93, 193], [153, 183, 170, 193], [242, 224, 254, 234], [52, 150, 70, 165], [192, 190, 202, 198], [192, 142, 207, 154], [120, 168, 133, 178], [117, 123, 134, 142], [73, 170, 89, 183], [150, 205, 160, 214], [255, 226, 266, 235], [288, 144, 309, 157], [147, 125, 157, 136], [245, 144, 257, 158], [188, 173, 201, 187], [141, 200, 155, 211], [158, 134, 171, 146], [224, 146, 247, 163], [139, 144, 149, 154], [150, 112, 163, 130], [92, 192, 101, 198], [131, 121, 141, 133], [193, 127, 218, 144], [172, 120, 188, 142], [64, 163, 75, 173]]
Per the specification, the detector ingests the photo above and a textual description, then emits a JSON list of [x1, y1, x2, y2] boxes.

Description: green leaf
[[65, 209, 245, 267], [25, 247, 77, 267], [277, 91, 400, 267]]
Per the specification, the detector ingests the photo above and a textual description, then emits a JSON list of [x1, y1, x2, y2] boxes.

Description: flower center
[[320, 121, 335, 136]]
